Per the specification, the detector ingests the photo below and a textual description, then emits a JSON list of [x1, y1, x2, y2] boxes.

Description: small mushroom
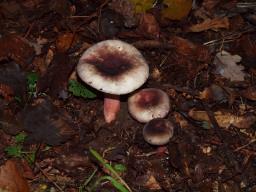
[[143, 118, 174, 145], [128, 88, 170, 123], [77, 40, 149, 123]]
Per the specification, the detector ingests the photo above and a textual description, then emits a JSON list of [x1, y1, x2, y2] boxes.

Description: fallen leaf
[[37, 52, 76, 98], [199, 84, 228, 103], [202, 0, 220, 11], [55, 153, 89, 173], [170, 36, 196, 56], [18, 0, 45, 10], [0, 62, 26, 101], [188, 109, 256, 129], [0, 34, 35, 68], [235, 34, 256, 69], [56, 32, 75, 53], [214, 50, 245, 81], [189, 17, 229, 32], [0, 83, 14, 101], [162, 0, 192, 20], [109, 0, 138, 28], [144, 173, 162, 190], [22, 98, 75, 146], [49, 0, 72, 16], [129, 0, 154, 13], [240, 86, 256, 101], [137, 13, 160, 39], [170, 36, 210, 62], [0, 160, 30, 192], [99, 9, 124, 38], [0, 1, 23, 19], [167, 36, 210, 79]]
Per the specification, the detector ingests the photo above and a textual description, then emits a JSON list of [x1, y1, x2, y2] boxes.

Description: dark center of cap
[[146, 118, 170, 134], [84, 48, 134, 79], [137, 90, 161, 108]]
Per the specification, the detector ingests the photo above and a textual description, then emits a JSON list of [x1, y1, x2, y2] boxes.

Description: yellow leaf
[[129, 0, 154, 13], [162, 0, 192, 20]]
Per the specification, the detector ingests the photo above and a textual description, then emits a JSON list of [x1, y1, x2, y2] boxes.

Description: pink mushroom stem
[[104, 94, 120, 123]]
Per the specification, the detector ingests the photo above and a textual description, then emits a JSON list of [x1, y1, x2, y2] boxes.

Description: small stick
[[35, 162, 64, 192]]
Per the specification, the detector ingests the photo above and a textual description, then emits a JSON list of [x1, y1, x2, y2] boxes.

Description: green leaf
[[15, 133, 27, 143], [89, 148, 130, 192], [25, 152, 36, 164], [26, 72, 38, 97], [161, 0, 192, 20], [114, 164, 127, 173], [68, 80, 96, 99], [99, 176, 129, 192], [5, 145, 23, 158], [201, 121, 212, 129], [129, 0, 154, 13]]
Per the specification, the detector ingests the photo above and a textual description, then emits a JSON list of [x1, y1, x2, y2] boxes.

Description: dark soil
[[0, 0, 256, 192]]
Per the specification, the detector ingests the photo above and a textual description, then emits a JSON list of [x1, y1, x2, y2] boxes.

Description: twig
[[69, 15, 92, 18], [234, 138, 256, 152], [90, 148, 132, 192], [35, 162, 64, 192], [203, 27, 256, 46], [236, 2, 256, 8], [201, 102, 241, 173], [132, 40, 174, 49]]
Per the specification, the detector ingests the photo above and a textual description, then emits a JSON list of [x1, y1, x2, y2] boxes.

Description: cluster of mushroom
[[77, 40, 174, 145]]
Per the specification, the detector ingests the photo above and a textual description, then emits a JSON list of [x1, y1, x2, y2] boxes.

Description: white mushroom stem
[[104, 94, 120, 123]]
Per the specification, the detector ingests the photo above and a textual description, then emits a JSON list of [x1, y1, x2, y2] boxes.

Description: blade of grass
[[93, 176, 129, 192], [89, 148, 132, 192], [79, 168, 98, 192]]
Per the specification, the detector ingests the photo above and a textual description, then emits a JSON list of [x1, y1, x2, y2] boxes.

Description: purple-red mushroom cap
[[128, 88, 170, 123], [77, 40, 149, 95], [76, 40, 149, 123], [143, 118, 174, 145]]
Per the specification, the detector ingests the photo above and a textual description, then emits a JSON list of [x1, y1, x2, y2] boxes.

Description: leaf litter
[[0, 0, 256, 191]]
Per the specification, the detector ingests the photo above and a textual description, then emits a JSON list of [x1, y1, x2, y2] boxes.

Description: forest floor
[[0, 0, 256, 191]]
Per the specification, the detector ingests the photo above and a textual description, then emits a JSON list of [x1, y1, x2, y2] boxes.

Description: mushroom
[[143, 118, 174, 145], [128, 88, 170, 123], [77, 40, 149, 123]]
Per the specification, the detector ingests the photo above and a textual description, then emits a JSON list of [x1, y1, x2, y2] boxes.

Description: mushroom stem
[[104, 94, 120, 123]]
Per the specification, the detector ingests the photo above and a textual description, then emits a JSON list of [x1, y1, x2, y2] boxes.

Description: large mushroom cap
[[128, 88, 170, 123], [77, 40, 149, 95], [143, 118, 174, 145]]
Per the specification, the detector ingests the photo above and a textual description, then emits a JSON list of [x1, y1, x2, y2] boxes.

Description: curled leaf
[[129, 0, 154, 13], [214, 50, 245, 81], [188, 109, 256, 129], [162, 0, 192, 20], [189, 17, 229, 32]]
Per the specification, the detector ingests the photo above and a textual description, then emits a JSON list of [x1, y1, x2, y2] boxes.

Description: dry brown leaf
[[0, 83, 14, 101], [37, 52, 75, 98], [202, 0, 220, 11], [199, 84, 228, 103], [0, 34, 35, 68], [109, 0, 138, 28], [56, 32, 75, 53], [170, 36, 210, 62], [236, 34, 256, 69], [162, 0, 192, 20], [22, 98, 75, 145], [170, 36, 195, 56], [0, 160, 30, 192], [188, 109, 256, 129], [138, 13, 160, 39], [167, 36, 210, 79], [144, 174, 162, 190], [189, 17, 229, 32], [241, 86, 256, 101], [214, 50, 245, 81]]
